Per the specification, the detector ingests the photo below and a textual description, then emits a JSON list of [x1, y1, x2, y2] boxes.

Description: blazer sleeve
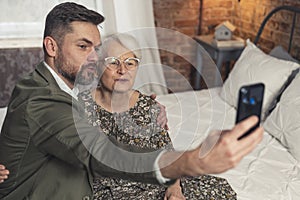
[[26, 93, 165, 185]]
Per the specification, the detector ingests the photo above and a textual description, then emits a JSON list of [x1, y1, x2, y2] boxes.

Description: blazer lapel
[[35, 62, 61, 89]]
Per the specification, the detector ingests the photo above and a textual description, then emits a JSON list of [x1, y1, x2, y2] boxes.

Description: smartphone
[[236, 83, 265, 140]]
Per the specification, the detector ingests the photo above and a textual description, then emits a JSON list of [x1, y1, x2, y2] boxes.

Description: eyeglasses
[[104, 57, 140, 70]]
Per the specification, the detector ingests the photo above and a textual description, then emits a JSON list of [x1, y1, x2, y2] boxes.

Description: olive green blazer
[[0, 62, 164, 200]]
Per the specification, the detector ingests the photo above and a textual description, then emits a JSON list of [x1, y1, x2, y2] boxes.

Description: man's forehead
[[69, 21, 101, 42]]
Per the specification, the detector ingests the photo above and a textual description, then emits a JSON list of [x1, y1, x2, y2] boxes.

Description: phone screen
[[236, 83, 265, 140]]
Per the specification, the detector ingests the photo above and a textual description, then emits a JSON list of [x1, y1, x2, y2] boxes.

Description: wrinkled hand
[[164, 184, 185, 200], [0, 165, 9, 183], [150, 93, 169, 130]]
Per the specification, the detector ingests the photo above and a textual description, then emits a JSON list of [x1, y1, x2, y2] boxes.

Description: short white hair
[[101, 33, 142, 59]]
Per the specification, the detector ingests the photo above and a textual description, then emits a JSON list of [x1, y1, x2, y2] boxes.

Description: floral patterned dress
[[79, 90, 237, 200]]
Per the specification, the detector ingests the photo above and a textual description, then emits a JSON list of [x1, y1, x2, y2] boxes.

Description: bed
[[156, 5, 300, 200], [1, 5, 300, 200]]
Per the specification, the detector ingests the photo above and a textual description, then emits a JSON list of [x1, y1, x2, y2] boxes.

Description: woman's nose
[[117, 62, 127, 74]]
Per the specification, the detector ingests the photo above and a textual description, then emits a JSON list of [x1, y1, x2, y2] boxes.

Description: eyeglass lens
[[105, 57, 139, 70]]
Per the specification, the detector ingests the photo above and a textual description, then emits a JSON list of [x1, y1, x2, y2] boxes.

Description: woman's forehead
[[107, 42, 135, 58], [107, 45, 134, 57]]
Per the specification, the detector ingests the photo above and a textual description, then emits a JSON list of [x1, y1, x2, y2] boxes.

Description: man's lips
[[115, 78, 129, 82], [86, 67, 96, 73], [82, 65, 98, 76]]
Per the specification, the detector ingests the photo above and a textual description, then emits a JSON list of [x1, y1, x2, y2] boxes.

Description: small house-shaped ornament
[[214, 21, 236, 40]]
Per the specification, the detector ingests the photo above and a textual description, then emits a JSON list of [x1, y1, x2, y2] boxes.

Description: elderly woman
[[77, 33, 237, 200]]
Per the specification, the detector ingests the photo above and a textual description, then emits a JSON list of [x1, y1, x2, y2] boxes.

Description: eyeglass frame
[[103, 56, 141, 71]]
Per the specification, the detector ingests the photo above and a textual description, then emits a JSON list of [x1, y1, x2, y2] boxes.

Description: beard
[[54, 51, 100, 87], [76, 62, 100, 86], [54, 52, 77, 84]]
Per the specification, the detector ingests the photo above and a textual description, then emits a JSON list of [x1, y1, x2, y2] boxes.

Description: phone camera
[[242, 97, 256, 105], [249, 97, 256, 105], [242, 97, 248, 104], [241, 88, 248, 94]]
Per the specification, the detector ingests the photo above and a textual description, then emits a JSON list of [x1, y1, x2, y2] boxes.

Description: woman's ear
[[43, 36, 58, 57]]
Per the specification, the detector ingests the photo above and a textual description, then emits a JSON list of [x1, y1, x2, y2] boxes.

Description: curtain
[[0, 0, 167, 95], [95, 0, 168, 95]]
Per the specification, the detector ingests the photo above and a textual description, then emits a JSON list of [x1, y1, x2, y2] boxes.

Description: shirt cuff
[[154, 150, 177, 186], [154, 150, 171, 184]]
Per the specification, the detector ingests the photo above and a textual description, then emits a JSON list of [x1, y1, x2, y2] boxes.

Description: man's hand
[[158, 116, 263, 178], [164, 180, 185, 200], [195, 116, 264, 175], [0, 165, 9, 183], [150, 93, 168, 130]]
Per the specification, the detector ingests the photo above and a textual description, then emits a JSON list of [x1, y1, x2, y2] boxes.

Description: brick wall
[[153, 0, 300, 92], [201, 0, 234, 34], [233, 0, 300, 56], [153, 0, 201, 92]]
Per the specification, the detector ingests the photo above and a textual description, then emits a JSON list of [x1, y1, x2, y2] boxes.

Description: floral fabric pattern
[[79, 90, 237, 200]]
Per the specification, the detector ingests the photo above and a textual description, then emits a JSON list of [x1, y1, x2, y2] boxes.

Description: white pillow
[[263, 73, 300, 161], [220, 39, 300, 119]]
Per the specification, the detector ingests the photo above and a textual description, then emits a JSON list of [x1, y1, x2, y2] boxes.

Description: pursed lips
[[115, 78, 129, 82]]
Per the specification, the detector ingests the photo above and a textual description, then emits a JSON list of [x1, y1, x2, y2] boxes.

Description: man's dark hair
[[43, 2, 104, 49]]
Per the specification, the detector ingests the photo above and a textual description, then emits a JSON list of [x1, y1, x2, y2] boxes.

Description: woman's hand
[[0, 165, 9, 183], [164, 180, 185, 200], [150, 93, 169, 130]]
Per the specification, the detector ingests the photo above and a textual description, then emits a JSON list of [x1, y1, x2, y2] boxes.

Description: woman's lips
[[115, 78, 129, 82]]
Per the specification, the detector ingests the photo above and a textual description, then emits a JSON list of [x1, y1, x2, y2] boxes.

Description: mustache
[[80, 62, 101, 75]]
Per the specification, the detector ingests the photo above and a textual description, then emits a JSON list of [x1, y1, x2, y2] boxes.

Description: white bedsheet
[[157, 87, 300, 200], [157, 87, 235, 151]]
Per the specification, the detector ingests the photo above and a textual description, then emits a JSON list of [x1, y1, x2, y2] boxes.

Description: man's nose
[[87, 48, 99, 62]]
